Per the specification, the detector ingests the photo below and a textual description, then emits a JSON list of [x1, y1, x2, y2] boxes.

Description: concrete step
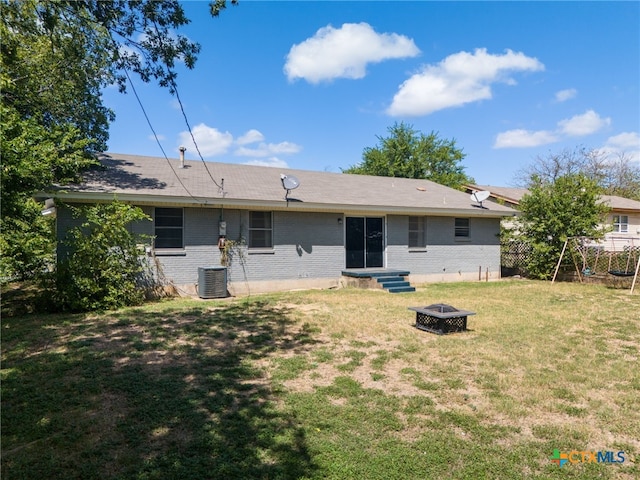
[[374, 274, 415, 293], [388, 286, 416, 293], [379, 280, 411, 289], [342, 269, 410, 278], [341, 270, 414, 293], [376, 276, 403, 282]]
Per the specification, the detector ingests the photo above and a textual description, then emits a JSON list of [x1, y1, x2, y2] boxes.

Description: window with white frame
[[249, 211, 273, 248], [613, 215, 628, 233], [154, 207, 183, 249], [455, 218, 470, 238], [408, 216, 426, 248]]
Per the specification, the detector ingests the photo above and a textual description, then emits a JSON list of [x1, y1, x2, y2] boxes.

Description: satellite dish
[[470, 190, 490, 208], [280, 174, 300, 200], [280, 174, 300, 191]]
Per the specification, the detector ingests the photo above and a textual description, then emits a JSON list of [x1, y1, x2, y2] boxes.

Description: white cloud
[[236, 129, 265, 145], [495, 109, 615, 149], [284, 22, 420, 84], [117, 42, 138, 60], [555, 88, 577, 102], [602, 132, 640, 163], [235, 141, 302, 158], [243, 157, 289, 168], [494, 129, 558, 148], [557, 110, 611, 136], [387, 48, 544, 116], [604, 131, 640, 151], [176, 125, 302, 160], [178, 123, 233, 157], [149, 134, 166, 141]]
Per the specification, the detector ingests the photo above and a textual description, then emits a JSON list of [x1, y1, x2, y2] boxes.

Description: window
[[408, 216, 426, 249], [249, 211, 273, 248], [613, 215, 628, 233], [155, 207, 183, 249], [455, 218, 470, 238]]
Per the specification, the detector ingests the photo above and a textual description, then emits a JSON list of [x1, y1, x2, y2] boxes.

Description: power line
[[170, 76, 225, 194], [123, 68, 203, 203], [151, 21, 226, 195], [95, 16, 225, 199]]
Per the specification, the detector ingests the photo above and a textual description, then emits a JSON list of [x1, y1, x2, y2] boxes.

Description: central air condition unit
[[198, 266, 228, 299]]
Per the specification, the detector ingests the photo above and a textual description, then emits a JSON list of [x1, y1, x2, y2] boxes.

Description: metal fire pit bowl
[[408, 303, 476, 335]]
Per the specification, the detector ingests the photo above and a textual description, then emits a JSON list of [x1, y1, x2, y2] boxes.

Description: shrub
[[54, 201, 152, 312], [508, 174, 609, 279]]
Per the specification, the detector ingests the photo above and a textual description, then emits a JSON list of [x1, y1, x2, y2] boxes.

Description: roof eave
[[607, 207, 640, 214], [43, 191, 515, 218]]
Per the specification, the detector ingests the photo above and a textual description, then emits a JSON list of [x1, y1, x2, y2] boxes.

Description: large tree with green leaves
[[343, 122, 473, 189], [507, 174, 610, 279], [0, 0, 236, 279]]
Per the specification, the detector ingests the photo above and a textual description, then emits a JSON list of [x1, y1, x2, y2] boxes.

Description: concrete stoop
[[340, 269, 416, 293]]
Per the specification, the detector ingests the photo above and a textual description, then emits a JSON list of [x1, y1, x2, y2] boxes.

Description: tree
[[0, 105, 93, 279], [343, 122, 473, 189], [515, 146, 640, 201], [0, 0, 237, 280], [600, 151, 640, 201], [507, 174, 610, 279]]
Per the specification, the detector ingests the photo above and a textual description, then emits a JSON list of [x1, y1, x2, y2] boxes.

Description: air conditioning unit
[[198, 266, 228, 299]]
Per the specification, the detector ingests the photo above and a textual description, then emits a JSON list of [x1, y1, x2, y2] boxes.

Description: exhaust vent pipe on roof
[[179, 146, 186, 168]]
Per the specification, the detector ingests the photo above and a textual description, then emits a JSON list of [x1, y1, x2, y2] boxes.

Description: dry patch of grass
[[2, 280, 638, 479], [265, 281, 639, 477]]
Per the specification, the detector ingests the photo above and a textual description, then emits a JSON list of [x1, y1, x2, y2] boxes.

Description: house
[[466, 184, 640, 250], [47, 153, 518, 296]]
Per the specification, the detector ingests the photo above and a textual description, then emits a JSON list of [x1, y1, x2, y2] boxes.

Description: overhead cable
[[123, 68, 203, 203], [152, 21, 226, 195]]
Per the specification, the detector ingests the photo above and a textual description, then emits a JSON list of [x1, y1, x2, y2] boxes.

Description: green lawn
[[2, 280, 638, 479]]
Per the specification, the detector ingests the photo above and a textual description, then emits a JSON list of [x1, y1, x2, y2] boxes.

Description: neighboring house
[[465, 184, 640, 250], [46, 153, 518, 296]]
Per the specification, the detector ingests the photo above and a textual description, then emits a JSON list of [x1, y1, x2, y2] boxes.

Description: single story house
[[46, 153, 518, 296], [465, 184, 640, 250]]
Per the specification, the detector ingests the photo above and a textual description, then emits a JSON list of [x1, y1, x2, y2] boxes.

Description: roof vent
[[179, 146, 186, 168]]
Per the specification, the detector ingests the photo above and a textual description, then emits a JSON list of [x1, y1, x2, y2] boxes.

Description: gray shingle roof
[[52, 153, 517, 217], [469, 185, 528, 204], [469, 184, 640, 212], [600, 195, 640, 212]]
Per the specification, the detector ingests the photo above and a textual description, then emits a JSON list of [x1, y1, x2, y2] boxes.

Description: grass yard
[[2, 280, 639, 479]]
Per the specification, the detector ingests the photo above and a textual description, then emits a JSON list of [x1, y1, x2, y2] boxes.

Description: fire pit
[[408, 304, 476, 335]]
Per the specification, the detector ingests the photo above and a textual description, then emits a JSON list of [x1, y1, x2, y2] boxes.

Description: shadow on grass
[[1, 281, 51, 317], [1, 300, 318, 479]]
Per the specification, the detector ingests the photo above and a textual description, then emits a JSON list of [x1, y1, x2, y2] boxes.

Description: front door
[[345, 217, 384, 268]]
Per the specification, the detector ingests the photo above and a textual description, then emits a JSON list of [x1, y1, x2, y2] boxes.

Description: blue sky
[[103, 1, 640, 187]]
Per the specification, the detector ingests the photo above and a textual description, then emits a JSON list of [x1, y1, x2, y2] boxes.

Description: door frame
[[344, 216, 385, 269]]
